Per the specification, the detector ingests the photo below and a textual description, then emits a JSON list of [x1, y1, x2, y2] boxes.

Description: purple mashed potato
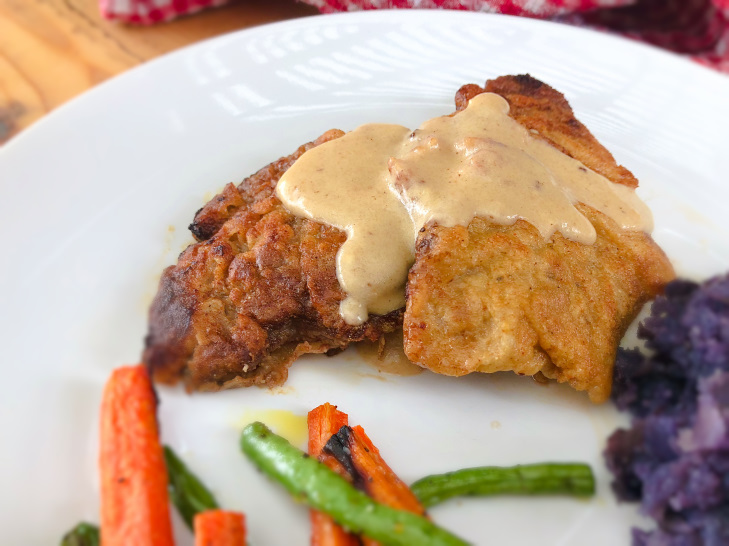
[[605, 274, 729, 546]]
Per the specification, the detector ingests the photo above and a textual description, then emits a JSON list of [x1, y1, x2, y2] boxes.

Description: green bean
[[410, 463, 595, 508], [60, 522, 99, 546], [240, 422, 470, 546], [163, 445, 219, 529]]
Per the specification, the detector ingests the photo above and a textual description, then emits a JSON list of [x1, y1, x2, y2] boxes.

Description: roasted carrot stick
[[194, 509, 246, 546], [326, 425, 426, 516], [99, 365, 174, 546], [308, 403, 360, 546], [308, 403, 350, 466]]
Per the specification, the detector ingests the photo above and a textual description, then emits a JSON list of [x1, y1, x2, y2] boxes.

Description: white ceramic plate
[[2, 10, 729, 545]]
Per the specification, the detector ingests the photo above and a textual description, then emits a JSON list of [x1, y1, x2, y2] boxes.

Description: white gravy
[[276, 93, 653, 325]]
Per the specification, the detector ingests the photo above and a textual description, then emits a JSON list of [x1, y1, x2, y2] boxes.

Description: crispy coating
[[403, 75, 675, 402], [144, 130, 401, 391], [145, 74, 674, 401]]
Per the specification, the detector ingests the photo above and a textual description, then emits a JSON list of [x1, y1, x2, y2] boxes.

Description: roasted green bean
[[240, 421, 470, 546], [60, 522, 99, 546], [163, 445, 219, 529], [411, 463, 595, 508]]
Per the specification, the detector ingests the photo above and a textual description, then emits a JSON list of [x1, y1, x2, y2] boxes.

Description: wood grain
[[0, 0, 319, 144]]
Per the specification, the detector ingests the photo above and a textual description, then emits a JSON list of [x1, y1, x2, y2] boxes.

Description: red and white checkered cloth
[[572, 0, 729, 71], [100, 0, 729, 73], [305, 0, 634, 17], [99, 0, 229, 24]]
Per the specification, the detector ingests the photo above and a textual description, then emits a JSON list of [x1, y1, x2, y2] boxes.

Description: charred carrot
[[308, 403, 350, 466], [99, 365, 174, 546], [325, 425, 426, 516], [194, 509, 246, 546], [308, 403, 360, 546]]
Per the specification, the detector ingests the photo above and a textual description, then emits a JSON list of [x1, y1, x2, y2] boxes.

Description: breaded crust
[[403, 75, 675, 402], [144, 130, 401, 391], [144, 74, 674, 401]]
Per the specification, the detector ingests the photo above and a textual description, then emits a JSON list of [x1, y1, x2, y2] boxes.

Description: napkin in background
[[571, 0, 729, 72], [99, 0, 230, 24], [99, 0, 729, 73]]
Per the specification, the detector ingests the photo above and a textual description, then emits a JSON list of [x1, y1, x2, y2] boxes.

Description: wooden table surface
[[0, 0, 320, 144]]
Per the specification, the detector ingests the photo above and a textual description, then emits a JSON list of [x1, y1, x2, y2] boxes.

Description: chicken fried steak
[[144, 75, 674, 402], [403, 76, 674, 402]]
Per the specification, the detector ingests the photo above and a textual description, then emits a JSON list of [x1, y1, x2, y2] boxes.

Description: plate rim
[[2, 8, 729, 159]]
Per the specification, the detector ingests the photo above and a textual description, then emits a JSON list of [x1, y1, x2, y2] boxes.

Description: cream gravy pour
[[276, 93, 653, 326]]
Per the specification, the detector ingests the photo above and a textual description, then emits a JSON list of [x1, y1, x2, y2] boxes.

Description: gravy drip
[[276, 93, 653, 325], [276, 124, 413, 325]]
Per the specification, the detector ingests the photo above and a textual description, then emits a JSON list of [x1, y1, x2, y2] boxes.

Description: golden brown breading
[[144, 130, 401, 391], [403, 76, 675, 402], [144, 74, 674, 401]]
